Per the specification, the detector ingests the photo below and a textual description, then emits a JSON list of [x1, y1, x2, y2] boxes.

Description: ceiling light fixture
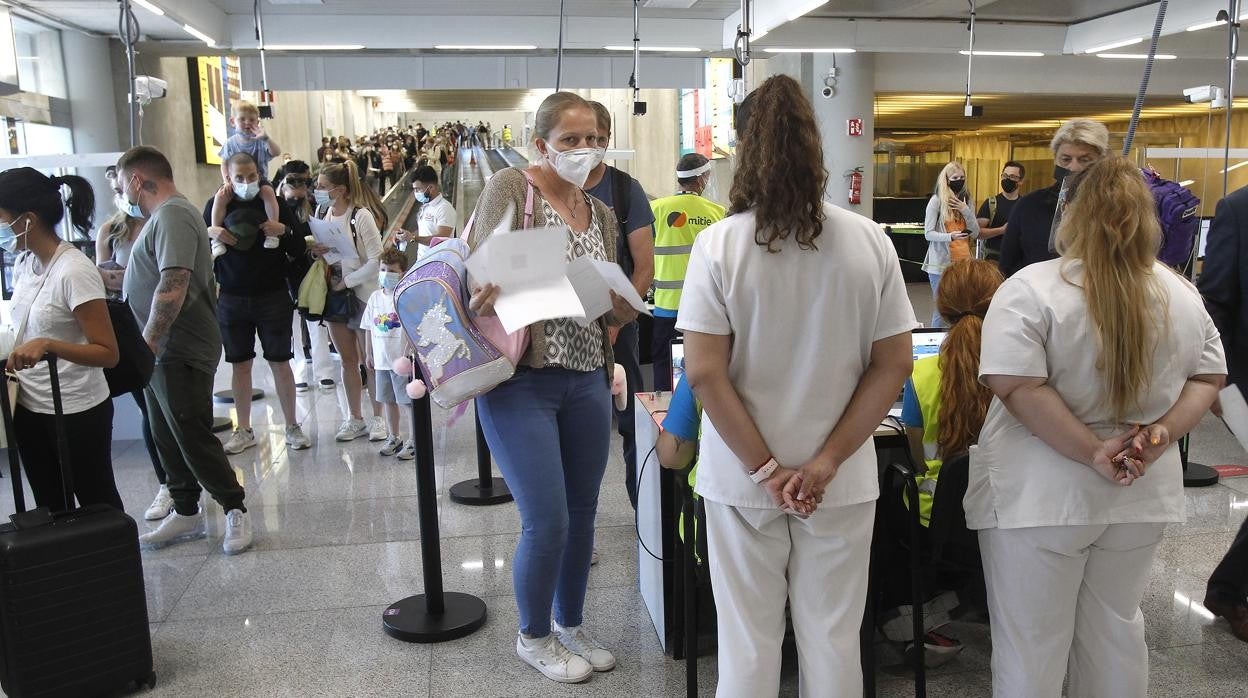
[[131, 0, 165, 16], [1179, 179, 1196, 186], [1096, 53, 1177, 60], [434, 44, 538, 50], [1222, 160, 1248, 173], [764, 48, 856, 54], [1187, 20, 1227, 32], [264, 45, 365, 51], [603, 45, 702, 52], [1085, 37, 1143, 53], [958, 50, 1044, 57], [182, 24, 217, 47]]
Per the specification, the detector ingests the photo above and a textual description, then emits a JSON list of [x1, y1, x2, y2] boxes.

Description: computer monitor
[[670, 337, 685, 391], [912, 328, 948, 360]]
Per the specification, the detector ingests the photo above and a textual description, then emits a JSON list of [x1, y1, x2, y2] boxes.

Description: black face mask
[[1054, 165, 1072, 183], [1000, 178, 1019, 194], [948, 179, 965, 194]]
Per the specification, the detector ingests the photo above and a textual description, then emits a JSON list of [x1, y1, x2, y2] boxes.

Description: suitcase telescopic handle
[[0, 354, 72, 514]]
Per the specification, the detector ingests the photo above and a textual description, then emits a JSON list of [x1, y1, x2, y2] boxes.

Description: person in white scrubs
[[970, 156, 1226, 697], [678, 75, 916, 697]]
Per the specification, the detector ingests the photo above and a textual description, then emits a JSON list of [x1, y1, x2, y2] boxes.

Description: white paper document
[[308, 216, 359, 266], [464, 221, 650, 334], [1218, 385, 1248, 455]]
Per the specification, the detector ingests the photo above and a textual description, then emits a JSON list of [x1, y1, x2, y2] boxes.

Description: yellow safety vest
[[910, 355, 944, 527], [649, 192, 726, 313]]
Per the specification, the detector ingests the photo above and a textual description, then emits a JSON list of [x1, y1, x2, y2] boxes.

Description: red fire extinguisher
[[847, 167, 863, 205]]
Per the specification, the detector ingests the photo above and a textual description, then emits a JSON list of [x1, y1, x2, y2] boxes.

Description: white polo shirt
[[416, 194, 456, 239], [968, 258, 1227, 530], [677, 203, 918, 510]]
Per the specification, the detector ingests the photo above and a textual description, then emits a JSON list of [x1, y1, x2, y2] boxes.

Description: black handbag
[[321, 287, 360, 324], [104, 299, 155, 397]]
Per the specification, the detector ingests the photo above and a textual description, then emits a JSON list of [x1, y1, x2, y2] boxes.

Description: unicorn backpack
[[394, 238, 514, 409]]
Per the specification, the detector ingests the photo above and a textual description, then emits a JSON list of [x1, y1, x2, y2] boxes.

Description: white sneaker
[[223, 427, 256, 455], [143, 485, 174, 521], [285, 424, 311, 450], [295, 382, 310, 393], [553, 621, 616, 672], [139, 509, 206, 548], [397, 440, 415, 460], [335, 419, 368, 442], [222, 509, 253, 555], [368, 415, 388, 442], [379, 435, 402, 456], [210, 239, 227, 258], [516, 633, 593, 684], [318, 379, 336, 391]]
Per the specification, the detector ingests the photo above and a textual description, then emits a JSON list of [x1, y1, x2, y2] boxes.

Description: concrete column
[[60, 32, 121, 226], [809, 52, 875, 220]]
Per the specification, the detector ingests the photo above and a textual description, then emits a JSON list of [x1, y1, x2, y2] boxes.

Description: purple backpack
[[393, 239, 514, 409], [1142, 168, 1201, 269]]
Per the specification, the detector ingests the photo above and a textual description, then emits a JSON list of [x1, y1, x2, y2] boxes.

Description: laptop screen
[[671, 337, 685, 390], [912, 328, 948, 360]]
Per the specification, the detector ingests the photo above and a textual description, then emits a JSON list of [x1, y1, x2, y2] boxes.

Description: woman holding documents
[[466, 91, 639, 685], [311, 161, 387, 443], [970, 157, 1225, 697], [677, 75, 916, 697]]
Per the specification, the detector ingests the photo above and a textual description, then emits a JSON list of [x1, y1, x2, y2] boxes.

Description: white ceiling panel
[[210, 0, 742, 19]]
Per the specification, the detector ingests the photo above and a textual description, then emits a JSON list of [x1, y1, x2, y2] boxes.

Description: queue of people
[[3, 78, 1245, 697]]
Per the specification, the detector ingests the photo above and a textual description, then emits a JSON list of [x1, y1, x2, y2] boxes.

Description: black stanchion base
[[1185, 462, 1221, 488], [449, 477, 513, 505], [213, 388, 265, 404], [382, 592, 487, 643], [211, 417, 232, 434]]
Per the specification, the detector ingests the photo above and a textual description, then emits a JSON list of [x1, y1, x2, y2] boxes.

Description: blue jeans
[[927, 273, 944, 328], [476, 366, 611, 638]]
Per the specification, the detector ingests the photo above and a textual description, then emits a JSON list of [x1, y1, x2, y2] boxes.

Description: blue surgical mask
[[313, 189, 332, 207], [415, 191, 430, 204], [234, 181, 260, 201], [0, 216, 29, 254], [378, 271, 401, 290]]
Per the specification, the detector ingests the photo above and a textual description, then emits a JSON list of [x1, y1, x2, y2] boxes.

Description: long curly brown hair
[[729, 75, 828, 252], [936, 259, 1003, 459]]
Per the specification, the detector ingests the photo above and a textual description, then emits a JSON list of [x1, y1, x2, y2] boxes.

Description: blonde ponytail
[[323, 159, 390, 231]]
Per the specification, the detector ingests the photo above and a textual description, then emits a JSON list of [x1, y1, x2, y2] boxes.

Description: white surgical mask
[[415, 191, 430, 204], [313, 189, 333, 207], [544, 143, 601, 189], [233, 181, 260, 201]]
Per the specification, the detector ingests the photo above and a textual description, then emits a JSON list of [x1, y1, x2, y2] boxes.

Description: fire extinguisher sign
[[847, 118, 864, 137]]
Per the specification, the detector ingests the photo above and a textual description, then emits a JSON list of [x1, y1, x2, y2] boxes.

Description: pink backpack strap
[[521, 169, 537, 229]]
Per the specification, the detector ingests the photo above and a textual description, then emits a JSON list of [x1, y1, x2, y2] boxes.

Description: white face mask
[[234, 180, 260, 201], [543, 143, 602, 189]]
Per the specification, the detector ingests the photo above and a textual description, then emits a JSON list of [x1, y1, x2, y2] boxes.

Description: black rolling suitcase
[[0, 355, 156, 697]]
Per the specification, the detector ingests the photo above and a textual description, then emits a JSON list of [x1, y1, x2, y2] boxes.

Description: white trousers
[[704, 499, 875, 698], [291, 315, 334, 385], [979, 522, 1165, 698]]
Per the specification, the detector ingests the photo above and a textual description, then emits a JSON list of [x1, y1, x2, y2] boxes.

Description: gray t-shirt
[[123, 195, 222, 374]]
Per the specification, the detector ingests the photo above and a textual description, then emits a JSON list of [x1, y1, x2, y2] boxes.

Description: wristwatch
[[749, 457, 779, 484]]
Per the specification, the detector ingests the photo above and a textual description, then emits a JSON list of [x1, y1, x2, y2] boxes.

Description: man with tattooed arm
[[117, 146, 252, 555]]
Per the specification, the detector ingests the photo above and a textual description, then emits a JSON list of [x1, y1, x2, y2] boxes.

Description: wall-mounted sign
[[847, 118, 864, 137], [187, 56, 241, 166]]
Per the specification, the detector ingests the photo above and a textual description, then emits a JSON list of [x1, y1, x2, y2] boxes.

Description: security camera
[[130, 76, 167, 105], [821, 86, 834, 99], [1184, 85, 1225, 105]]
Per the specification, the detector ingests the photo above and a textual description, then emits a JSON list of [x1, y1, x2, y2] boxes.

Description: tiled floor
[[4, 283, 1248, 697]]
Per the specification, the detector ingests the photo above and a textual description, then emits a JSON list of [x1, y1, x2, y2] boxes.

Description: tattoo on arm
[[144, 268, 191, 350]]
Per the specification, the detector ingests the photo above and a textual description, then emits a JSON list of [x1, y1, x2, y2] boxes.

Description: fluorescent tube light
[[264, 45, 364, 51], [1096, 53, 1177, 60], [1221, 160, 1248, 174], [182, 24, 216, 47], [604, 46, 702, 52], [1179, 179, 1196, 186], [434, 44, 537, 50], [958, 50, 1044, 57], [131, 0, 165, 16], [763, 48, 856, 54], [1187, 20, 1226, 32], [1086, 37, 1143, 53]]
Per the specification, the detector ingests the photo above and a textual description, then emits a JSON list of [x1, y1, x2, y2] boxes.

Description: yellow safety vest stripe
[[650, 193, 726, 312]]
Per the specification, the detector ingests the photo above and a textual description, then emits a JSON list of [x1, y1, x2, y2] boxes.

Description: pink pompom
[[406, 379, 427, 399], [392, 356, 414, 377]]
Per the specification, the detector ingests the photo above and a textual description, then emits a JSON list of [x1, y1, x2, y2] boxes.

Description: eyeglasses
[[284, 177, 310, 187], [1001, 173, 1023, 182], [948, 177, 966, 183]]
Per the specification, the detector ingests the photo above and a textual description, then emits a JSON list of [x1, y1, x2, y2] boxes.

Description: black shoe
[[1205, 593, 1248, 643]]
